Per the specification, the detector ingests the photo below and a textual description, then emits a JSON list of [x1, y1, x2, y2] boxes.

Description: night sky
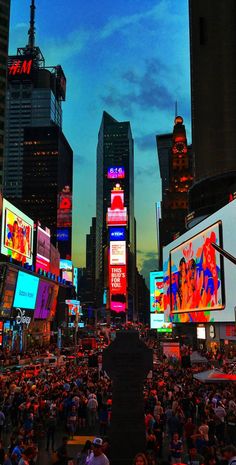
[[9, 0, 191, 283]]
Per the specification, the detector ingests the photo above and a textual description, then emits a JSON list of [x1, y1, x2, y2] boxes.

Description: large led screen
[[110, 241, 126, 265], [13, 271, 39, 309], [36, 226, 50, 272], [34, 280, 56, 319], [1, 199, 34, 265], [107, 167, 125, 179], [150, 313, 172, 332], [150, 271, 164, 313], [170, 222, 224, 314]]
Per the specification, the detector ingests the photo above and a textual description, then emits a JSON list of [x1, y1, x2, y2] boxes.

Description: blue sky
[[9, 0, 191, 283]]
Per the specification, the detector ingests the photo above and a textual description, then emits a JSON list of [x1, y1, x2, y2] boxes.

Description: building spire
[[28, 0, 36, 49]]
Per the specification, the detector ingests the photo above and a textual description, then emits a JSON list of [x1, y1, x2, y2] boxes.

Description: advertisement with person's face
[[1, 199, 33, 264]]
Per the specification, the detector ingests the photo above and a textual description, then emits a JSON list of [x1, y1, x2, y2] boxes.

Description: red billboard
[[109, 265, 127, 312], [36, 226, 50, 272], [107, 185, 128, 227], [57, 185, 72, 227]]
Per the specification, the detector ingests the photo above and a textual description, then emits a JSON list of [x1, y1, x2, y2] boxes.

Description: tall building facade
[[3, 0, 72, 257], [157, 117, 193, 267], [96, 111, 136, 318], [0, 0, 10, 190], [188, 0, 236, 224]]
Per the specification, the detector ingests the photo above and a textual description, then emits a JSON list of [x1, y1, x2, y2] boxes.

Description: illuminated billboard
[[170, 222, 224, 314], [1, 199, 34, 265], [110, 241, 126, 265], [36, 226, 50, 272], [65, 300, 80, 316], [162, 200, 236, 323], [150, 313, 172, 332], [107, 185, 128, 226], [57, 185, 72, 227], [109, 227, 125, 241], [150, 271, 164, 313], [57, 228, 69, 241], [62, 270, 73, 283], [109, 265, 126, 312], [60, 259, 72, 270], [13, 271, 39, 310], [34, 280, 57, 319], [8, 58, 33, 77], [107, 167, 125, 179], [50, 244, 60, 277]]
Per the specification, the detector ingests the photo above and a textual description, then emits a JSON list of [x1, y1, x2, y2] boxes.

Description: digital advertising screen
[[65, 300, 80, 316], [170, 222, 224, 314], [13, 271, 39, 310], [107, 187, 128, 226], [34, 280, 56, 319], [197, 326, 206, 340], [50, 244, 60, 277], [57, 228, 69, 241], [150, 313, 172, 332], [150, 271, 164, 313], [107, 167, 125, 179], [62, 270, 73, 283], [57, 185, 72, 228], [109, 227, 125, 241], [110, 241, 126, 265], [60, 259, 72, 270], [36, 226, 50, 272], [1, 199, 34, 265], [109, 265, 127, 312], [0, 267, 18, 318]]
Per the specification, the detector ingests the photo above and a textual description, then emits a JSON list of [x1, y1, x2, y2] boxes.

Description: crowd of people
[[0, 335, 235, 465]]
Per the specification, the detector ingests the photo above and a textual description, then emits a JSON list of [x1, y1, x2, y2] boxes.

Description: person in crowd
[[222, 446, 236, 465], [169, 432, 183, 464], [183, 443, 205, 465], [133, 453, 148, 465], [86, 438, 109, 465], [76, 440, 92, 465]]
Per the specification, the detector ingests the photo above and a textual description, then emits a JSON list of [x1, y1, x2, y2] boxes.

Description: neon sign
[[107, 167, 125, 179], [107, 185, 128, 226], [8, 59, 33, 76]]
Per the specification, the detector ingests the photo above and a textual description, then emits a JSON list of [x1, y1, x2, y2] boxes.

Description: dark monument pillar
[[103, 330, 153, 465]]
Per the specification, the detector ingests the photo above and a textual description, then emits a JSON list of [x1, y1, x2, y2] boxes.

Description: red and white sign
[[107, 187, 128, 226], [110, 241, 126, 265], [109, 265, 126, 292], [8, 59, 33, 76]]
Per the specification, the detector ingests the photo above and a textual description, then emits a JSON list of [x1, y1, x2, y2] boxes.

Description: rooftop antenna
[[28, 0, 36, 49], [175, 101, 178, 118]]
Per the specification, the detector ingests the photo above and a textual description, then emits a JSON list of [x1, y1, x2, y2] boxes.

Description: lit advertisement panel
[[0, 267, 18, 318], [110, 241, 126, 265], [60, 259, 72, 270], [65, 300, 80, 316], [62, 270, 73, 283], [8, 58, 33, 77], [109, 227, 125, 241], [50, 244, 60, 277], [57, 228, 69, 241], [107, 187, 128, 226], [34, 280, 57, 319], [109, 265, 126, 313], [197, 326, 206, 339], [150, 313, 172, 332], [150, 271, 164, 313], [57, 185, 72, 227], [107, 167, 125, 179], [36, 226, 50, 272], [13, 271, 39, 310], [162, 200, 236, 323], [170, 222, 224, 314], [1, 199, 34, 265]]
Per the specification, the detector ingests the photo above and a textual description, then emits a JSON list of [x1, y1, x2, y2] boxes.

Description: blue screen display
[[109, 227, 125, 241], [13, 271, 39, 309], [57, 229, 69, 241]]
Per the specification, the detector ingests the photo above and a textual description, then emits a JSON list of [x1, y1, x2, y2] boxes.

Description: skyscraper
[[96, 111, 136, 318], [0, 0, 10, 190], [3, 0, 72, 257], [157, 117, 193, 267], [189, 0, 236, 223]]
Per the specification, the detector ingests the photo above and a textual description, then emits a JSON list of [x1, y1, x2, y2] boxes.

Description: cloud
[[136, 133, 157, 151], [99, 1, 173, 40], [42, 29, 90, 64], [101, 60, 174, 115]]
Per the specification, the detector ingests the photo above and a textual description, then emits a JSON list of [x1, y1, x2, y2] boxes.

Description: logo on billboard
[[57, 186, 72, 228], [8, 59, 33, 76], [109, 227, 125, 241], [57, 229, 69, 241], [15, 308, 31, 327]]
